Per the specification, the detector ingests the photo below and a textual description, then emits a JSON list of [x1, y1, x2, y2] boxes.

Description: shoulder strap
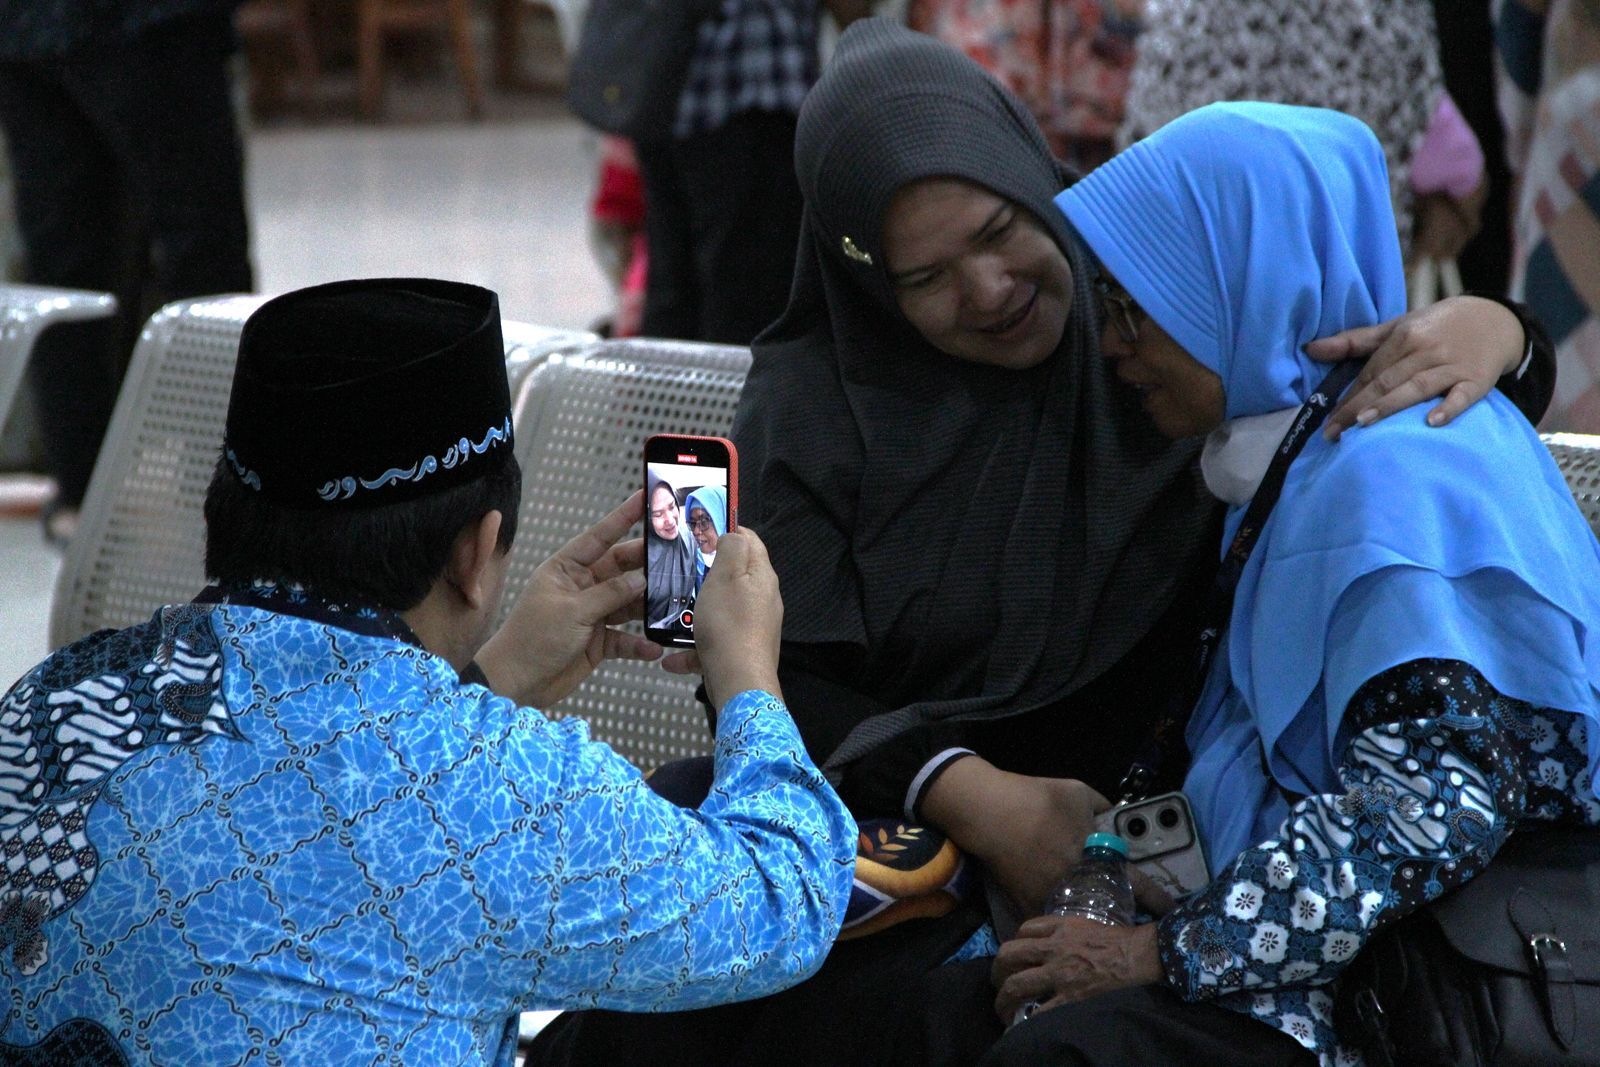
[[1118, 359, 1362, 800]]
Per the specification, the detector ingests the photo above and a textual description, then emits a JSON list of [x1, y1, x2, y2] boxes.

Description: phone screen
[[645, 435, 736, 648]]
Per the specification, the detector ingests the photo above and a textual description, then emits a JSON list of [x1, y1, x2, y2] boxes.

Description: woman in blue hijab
[[981, 102, 1600, 1066], [685, 484, 728, 587]]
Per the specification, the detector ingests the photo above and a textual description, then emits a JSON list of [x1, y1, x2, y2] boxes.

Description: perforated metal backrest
[[1542, 433, 1600, 538], [50, 295, 595, 650], [0, 283, 117, 428], [500, 339, 751, 768], [50, 297, 265, 649]]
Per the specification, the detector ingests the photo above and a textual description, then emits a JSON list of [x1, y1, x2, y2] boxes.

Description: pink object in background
[[1411, 92, 1485, 199]]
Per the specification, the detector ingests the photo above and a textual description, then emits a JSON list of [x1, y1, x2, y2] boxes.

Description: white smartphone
[[1093, 791, 1210, 898]]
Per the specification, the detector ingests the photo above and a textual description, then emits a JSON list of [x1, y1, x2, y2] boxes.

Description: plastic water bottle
[[1012, 833, 1134, 1025], [1046, 832, 1134, 926]]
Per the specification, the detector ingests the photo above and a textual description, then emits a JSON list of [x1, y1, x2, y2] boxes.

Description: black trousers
[[823, 957, 1314, 1067], [0, 13, 253, 506], [634, 110, 803, 346], [532, 949, 1315, 1067]]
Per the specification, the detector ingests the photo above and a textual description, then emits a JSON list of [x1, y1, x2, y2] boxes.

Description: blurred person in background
[[1434, 0, 1518, 294], [636, 0, 869, 345], [907, 0, 1144, 173], [0, 0, 254, 546], [587, 135, 648, 338], [1497, 0, 1600, 433], [1123, 0, 1488, 272]]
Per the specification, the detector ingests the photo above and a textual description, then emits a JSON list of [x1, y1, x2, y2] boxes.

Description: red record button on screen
[[679, 609, 694, 627]]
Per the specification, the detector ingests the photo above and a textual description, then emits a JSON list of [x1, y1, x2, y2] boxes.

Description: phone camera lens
[[1157, 806, 1180, 830], [1125, 815, 1148, 839]]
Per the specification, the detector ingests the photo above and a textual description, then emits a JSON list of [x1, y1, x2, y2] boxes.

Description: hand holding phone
[[689, 527, 784, 709], [644, 435, 738, 648]]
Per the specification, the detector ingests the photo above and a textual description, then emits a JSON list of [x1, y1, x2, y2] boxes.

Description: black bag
[[1339, 827, 1600, 1066], [565, 0, 726, 141]]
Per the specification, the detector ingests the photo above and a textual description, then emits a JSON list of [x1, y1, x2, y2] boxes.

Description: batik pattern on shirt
[[675, 0, 818, 138], [2, 600, 855, 1067], [1158, 659, 1600, 1066], [0, 605, 237, 977]]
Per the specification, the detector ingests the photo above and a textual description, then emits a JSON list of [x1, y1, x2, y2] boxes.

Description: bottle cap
[[1083, 832, 1129, 857]]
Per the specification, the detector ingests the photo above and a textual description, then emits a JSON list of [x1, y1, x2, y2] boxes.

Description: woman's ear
[[446, 510, 504, 611]]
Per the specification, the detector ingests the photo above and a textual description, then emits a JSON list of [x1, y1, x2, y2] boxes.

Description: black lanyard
[[1117, 359, 1363, 802]]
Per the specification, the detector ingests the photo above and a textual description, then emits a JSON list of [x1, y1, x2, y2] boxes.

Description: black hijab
[[733, 20, 1214, 771]]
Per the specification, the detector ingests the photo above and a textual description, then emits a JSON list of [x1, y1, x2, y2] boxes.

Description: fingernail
[[627, 571, 646, 591], [1427, 410, 1444, 426], [1356, 408, 1378, 426]]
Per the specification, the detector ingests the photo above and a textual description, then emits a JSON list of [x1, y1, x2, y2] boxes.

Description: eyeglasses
[[1094, 276, 1144, 345], [688, 514, 715, 532]]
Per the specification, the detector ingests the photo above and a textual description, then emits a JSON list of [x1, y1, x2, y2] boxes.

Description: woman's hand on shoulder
[[1305, 295, 1525, 440], [919, 757, 1112, 917]]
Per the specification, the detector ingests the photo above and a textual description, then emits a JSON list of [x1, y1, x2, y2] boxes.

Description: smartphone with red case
[[643, 434, 738, 647]]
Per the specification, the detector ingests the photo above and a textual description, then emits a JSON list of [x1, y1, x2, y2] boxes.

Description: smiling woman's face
[[881, 177, 1074, 370]]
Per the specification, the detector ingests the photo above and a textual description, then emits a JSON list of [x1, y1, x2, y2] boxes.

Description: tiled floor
[[1, 83, 615, 687], [250, 95, 613, 331]]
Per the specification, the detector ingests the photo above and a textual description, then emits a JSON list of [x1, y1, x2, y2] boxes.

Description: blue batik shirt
[[0, 583, 856, 1065]]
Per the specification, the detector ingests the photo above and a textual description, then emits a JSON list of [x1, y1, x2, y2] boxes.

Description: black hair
[[204, 453, 521, 612]]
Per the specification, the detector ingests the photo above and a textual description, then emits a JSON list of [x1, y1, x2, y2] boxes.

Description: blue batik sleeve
[[432, 687, 857, 1014]]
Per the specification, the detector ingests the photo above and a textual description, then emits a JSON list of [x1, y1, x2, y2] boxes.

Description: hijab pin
[[841, 236, 873, 266]]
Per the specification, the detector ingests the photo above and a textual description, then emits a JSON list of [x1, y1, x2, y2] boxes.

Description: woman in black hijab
[[645, 466, 698, 633], [531, 20, 1553, 1067]]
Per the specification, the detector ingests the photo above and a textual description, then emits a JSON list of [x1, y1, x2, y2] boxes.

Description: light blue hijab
[[1057, 102, 1600, 870], [686, 484, 728, 580]]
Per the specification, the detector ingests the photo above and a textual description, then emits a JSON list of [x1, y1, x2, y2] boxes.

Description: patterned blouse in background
[[907, 0, 1146, 172], [1122, 0, 1446, 254], [1496, 0, 1600, 434]]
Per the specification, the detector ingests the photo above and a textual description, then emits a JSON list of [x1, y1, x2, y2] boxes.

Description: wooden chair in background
[[356, 0, 485, 119], [235, 0, 323, 115]]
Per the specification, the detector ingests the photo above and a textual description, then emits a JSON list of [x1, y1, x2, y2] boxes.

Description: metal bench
[[0, 283, 117, 434], [1542, 433, 1600, 535]]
